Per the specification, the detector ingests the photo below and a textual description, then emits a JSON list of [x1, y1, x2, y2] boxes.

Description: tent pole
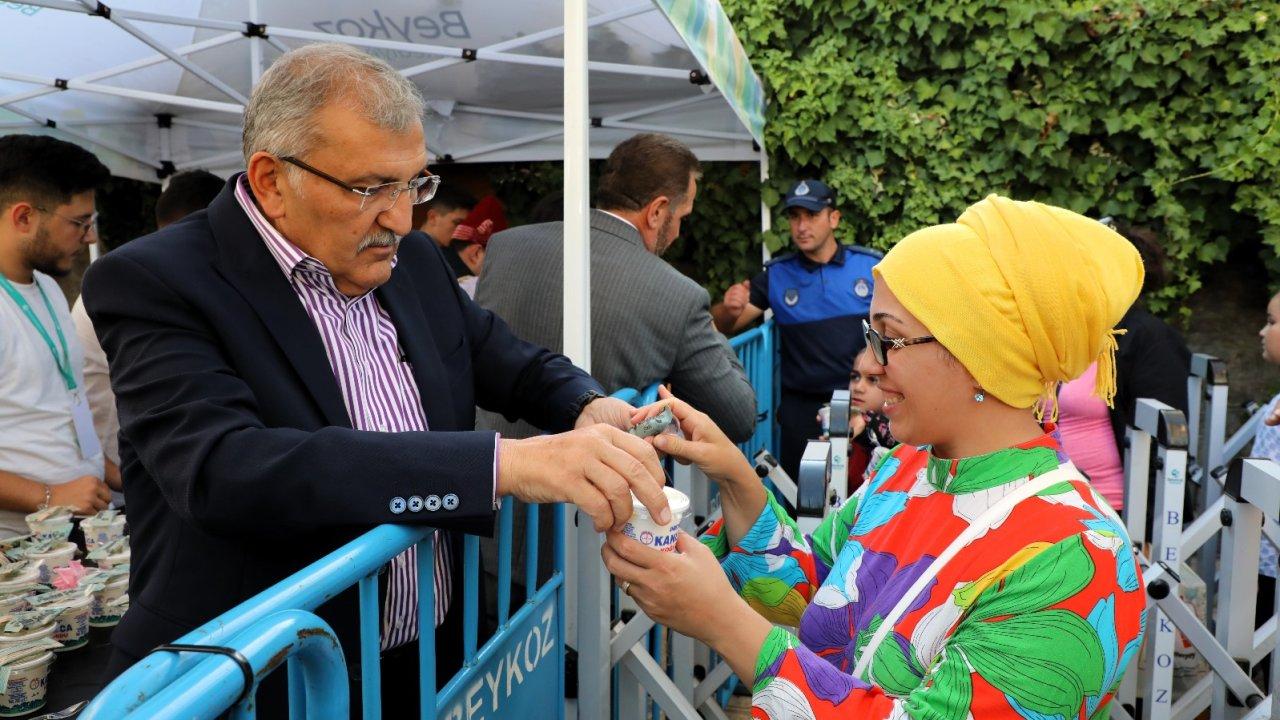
[[563, 0, 607, 717]]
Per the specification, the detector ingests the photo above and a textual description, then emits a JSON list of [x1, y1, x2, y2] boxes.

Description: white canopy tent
[[0, 3, 766, 715], [0, 0, 764, 181]]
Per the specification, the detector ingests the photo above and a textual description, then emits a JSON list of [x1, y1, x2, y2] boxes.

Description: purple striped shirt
[[234, 176, 447, 649]]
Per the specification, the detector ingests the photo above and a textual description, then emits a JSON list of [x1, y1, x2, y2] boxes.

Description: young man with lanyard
[[713, 179, 881, 481], [0, 134, 114, 536]]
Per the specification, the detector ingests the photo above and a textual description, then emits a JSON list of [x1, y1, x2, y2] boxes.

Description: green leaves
[[479, 0, 1280, 307], [721, 0, 1280, 308]]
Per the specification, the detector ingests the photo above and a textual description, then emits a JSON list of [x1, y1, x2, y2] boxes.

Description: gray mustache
[[357, 231, 400, 253]]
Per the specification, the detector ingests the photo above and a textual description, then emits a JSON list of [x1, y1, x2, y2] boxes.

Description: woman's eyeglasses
[[862, 319, 937, 367]]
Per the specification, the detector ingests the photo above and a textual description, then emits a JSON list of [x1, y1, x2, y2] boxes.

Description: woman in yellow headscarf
[[602, 196, 1147, 719]]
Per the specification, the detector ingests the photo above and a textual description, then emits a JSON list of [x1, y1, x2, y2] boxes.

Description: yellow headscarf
[[872, 195, 1144, 415]]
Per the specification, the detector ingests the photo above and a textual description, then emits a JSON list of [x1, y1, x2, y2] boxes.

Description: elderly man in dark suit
[[82, 42, 668, 717], [474, 133, 756, 613]]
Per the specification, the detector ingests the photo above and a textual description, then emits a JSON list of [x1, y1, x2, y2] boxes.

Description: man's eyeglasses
[[279, 156, 441, 212], [34, 206, 98, 240], [863, 319, 937, 367]]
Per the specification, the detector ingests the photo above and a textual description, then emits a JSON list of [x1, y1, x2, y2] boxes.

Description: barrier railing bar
[[498, 500, 514, 626], [618, 644, 700, 720], [464, 535, 480, 663], [81, 525, 432, 718], [693, 658, 733, 707], [130, 609, 348, 719], [1224, 404, 1267, 462], [1180, 496, 1225, 558], [358, 574, 380, 719], [611, 614, 657, 664], [288, 659, 305, 717], [1253, 616, 1277, 665], [526, 502, 539, 599], [418, 533, 437, 719], [435, 574, 565, 707], [1172, 674, 1211, 720]]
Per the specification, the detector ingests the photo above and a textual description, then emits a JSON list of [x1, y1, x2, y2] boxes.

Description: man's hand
[[575, 396, 637, 431], [722, 280, 750, 316], [51, 475, 111, 515], [1267, 405, 1280, 427], [497, 425, 670, 532]]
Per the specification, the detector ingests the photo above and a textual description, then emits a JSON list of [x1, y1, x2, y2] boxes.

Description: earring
[[974, 390, 985, 403]]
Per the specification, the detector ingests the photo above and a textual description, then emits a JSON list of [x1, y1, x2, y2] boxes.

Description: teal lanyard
[[0, 274, 76, 392]]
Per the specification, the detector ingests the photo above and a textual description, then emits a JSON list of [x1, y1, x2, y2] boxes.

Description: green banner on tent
[[653, 0, 766, 145]]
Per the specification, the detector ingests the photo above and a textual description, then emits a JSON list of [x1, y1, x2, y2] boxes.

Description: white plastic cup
[[46, 595, 91, 651], [0, 623, 54, 648], [81, 514, 126, 553], [90, 576, 128, 627], [0, 567, 40, 598], [27, 543, 76, 585], [0, 649, 54, 717], [621, 487, 690, 553]]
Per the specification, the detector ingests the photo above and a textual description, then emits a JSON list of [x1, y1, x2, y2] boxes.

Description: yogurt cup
[[24, 507, 74, 544], [0, 567, 40, 597], [0, 623, 55, 648], [90, 576, 128, 627], [26, 544, 76, 585], [80, 513, 126, 553], [620, 487, 690, 553], [0, 649, 54, 717], [0, 593, 34, 618], [45, 596, 91, 651]]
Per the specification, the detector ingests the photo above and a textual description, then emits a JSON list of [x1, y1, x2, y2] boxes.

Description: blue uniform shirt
[[749, 244, 881, 395]]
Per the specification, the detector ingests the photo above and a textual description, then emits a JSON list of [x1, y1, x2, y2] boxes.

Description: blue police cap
[[783, 179, 835, 212]]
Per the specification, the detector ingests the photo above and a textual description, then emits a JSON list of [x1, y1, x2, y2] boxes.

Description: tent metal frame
[[4, 0, 752, 178]]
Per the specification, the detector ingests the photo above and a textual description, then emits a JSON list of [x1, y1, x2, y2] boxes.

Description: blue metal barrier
[[84, 322, 776, 719], [729, 320, 776, 459], [84, 501, 566, 718]]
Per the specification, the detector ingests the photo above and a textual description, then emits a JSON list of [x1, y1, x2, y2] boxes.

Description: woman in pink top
[[1058, 361, 1127, 511]]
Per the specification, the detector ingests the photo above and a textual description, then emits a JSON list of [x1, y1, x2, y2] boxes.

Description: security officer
[[713, 179, 881, 480]]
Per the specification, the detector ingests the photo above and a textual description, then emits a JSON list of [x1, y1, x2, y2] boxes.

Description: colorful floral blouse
[[701, 431, 1145, 719]]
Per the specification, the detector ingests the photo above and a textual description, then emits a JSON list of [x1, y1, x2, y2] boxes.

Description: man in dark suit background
[[474, 133, 756, 621], [82, 42, 669, 716]]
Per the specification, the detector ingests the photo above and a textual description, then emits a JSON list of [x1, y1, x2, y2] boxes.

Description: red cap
[[451, 195, 509, 248]]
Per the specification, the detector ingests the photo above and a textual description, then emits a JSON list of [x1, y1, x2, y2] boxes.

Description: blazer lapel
[[207, 180, 351, 428], [376, 266, 456, 430]]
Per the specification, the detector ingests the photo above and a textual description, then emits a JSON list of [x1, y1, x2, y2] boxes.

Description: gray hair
[[241, 43, 425, 165]]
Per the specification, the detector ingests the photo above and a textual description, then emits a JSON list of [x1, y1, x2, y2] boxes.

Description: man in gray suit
[[474, 134, 756, 615], [475, 133, 756, 441]]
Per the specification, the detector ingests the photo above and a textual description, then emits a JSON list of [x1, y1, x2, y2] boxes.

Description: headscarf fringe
[[1093, 328, 1126, 409], [1034, 381, 1060, 423]]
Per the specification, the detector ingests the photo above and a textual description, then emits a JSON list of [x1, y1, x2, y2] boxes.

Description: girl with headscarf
[[602, 196, 1147, 719]]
